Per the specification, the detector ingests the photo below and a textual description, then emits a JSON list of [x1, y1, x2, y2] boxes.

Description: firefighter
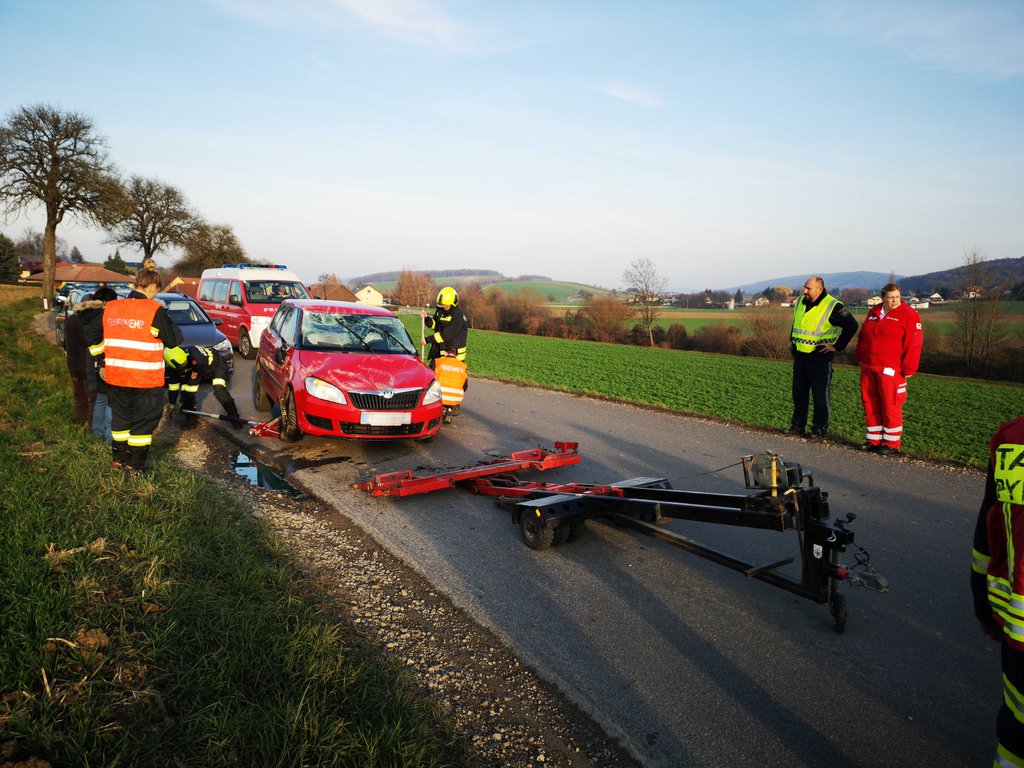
[[422, 286, 468, 367], [434, 347, 468, 423], [164, 345, 243, 429], [972, 416, 1024, 767], [786, 276, 858, 439], [854, 283, 923, 454], [86, 265, 182, 472]]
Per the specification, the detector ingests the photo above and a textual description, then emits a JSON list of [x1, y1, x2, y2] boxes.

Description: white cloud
[[820, 1, 1024, 78], [602, 79, 664, 108], [331, 0, 470, 50]]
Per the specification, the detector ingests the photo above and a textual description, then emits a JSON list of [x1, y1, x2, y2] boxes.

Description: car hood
[[296, 350, 435, 392], [181, 323, 228, 349]]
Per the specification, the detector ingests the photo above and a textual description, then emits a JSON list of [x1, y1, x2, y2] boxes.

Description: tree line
[[0, 104, 251, 303]]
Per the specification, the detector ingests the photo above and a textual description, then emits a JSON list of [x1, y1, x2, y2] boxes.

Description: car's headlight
[[213, 339, 232, 354], [305, 377, 346, 405], [422, 379, 442, 405]]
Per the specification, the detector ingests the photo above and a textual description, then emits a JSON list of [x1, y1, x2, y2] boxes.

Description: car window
[[163, 299, 209, 326], [212, 280, 229, 303], [279, 306, 301, 345], [300, 312, 416, 354], [244, 281, 311, 305]]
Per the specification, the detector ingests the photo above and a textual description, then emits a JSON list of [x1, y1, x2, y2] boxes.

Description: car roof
[[286, 299, 394, 317]]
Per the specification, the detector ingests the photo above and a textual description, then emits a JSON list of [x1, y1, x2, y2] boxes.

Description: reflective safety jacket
[[100, 298, 165, 388], [791, 293, 842, 354], [426, 307, 469, 362], [972, 416, 1024, 650], [435, 357, 468, 406]]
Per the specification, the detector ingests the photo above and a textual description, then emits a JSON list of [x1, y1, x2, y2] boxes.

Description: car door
[[261, 305, 299, 401]]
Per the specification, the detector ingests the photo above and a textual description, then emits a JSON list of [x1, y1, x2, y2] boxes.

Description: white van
[[197, 264, 310, 359]]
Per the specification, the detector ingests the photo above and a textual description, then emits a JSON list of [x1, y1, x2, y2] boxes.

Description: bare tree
[[955, 248, 1007, 375], [622, 258, 668, 346], [172, 221, 247, 276], [0, 105, 115, 306], [101, 175, 198, 261], [744, 307, 792, 359], [392, 268, 435, 307], [580, 294, 633, 343]]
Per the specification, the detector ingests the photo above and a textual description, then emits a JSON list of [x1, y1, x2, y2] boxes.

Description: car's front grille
[[349, 389, 422, 410], [339, 421, 425, 436]]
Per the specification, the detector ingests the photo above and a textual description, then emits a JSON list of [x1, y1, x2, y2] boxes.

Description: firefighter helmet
[[436, 286, 458, 308], [164, 346, 189, 370]]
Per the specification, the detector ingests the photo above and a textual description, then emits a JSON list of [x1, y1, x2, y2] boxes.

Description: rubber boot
[[127, 446, 149, 474], [225, 401, 244, 430], [112, 442, 130, 469]]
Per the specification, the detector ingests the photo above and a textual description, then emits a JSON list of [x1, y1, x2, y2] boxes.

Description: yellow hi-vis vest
[[791, 294, 842, 353]]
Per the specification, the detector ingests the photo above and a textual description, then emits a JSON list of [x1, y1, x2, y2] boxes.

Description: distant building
[[354, 284, 385, 306], [866, 296, 882, 307], [753, 296, 769, 307], [929, 292, 944, 303], [166, 276, 200, 298], [307, 280, 358, 302]]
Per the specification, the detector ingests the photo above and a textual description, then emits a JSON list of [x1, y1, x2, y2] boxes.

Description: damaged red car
[[254, 300, 443, 441]]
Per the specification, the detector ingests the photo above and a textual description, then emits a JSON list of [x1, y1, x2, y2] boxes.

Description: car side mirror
[[229, 294, 242, 306], [212, 317, 223, 326], [274, 345, 287, 365]]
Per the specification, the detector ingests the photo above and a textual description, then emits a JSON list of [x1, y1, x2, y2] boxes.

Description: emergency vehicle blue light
[[220, 263, 289, 270]]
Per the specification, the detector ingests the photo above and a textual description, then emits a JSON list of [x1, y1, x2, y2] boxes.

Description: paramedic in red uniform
[[853, 283, 923, 455], [972, 417, 1024, 767]]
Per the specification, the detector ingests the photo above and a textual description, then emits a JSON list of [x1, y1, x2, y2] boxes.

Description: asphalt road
[[211, 356, 996, 767]]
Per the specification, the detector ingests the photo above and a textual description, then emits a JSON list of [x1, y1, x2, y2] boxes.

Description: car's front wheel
[[279, 388, 303, 442], [238, 329, 256, 359]]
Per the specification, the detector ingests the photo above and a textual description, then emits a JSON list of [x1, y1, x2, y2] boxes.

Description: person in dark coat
[[63, 302, 93, 424], [79, 286, 118, 441]]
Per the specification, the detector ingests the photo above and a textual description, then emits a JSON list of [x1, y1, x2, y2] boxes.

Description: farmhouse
[[354, 284, 386, 306]]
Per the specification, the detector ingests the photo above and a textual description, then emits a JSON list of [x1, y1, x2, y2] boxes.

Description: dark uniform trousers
[[109, 385, 166, 469], [790, 354, 834, 435]]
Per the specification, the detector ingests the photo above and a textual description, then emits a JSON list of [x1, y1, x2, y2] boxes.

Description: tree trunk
[[42, 219, 58, 310]]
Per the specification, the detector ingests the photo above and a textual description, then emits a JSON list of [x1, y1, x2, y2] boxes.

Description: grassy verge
[[400, 317, 1020, 468], [0, 298, 469, 767]]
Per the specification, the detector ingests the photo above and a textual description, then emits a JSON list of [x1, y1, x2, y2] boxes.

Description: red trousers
[[859, 365, 907, 448]]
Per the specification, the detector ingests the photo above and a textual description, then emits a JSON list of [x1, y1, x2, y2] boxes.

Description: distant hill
[[484, 280, 611, 302], [898, 256, 1024, 294], [730, 271, 901, 294], [346, 269, 504, 286], [732, 257, 1024, 296]]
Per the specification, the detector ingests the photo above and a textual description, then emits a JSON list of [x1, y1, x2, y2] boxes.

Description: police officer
[[422, 286, 468, 367], [787, 276, 858, 439], [87, 266, 182, 472], [164, 345, 243, 429]]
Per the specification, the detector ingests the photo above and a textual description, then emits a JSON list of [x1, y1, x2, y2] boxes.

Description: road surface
[[207, 356, 996, 767]]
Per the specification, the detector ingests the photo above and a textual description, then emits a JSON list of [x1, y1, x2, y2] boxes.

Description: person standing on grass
[[971, 416, 1024, 767], [86, 264, 182, 473], [854, 283, 923, 455], [786, 276, 858, 439], [81, 286, 118, 442], [63, 297, 94, 425]]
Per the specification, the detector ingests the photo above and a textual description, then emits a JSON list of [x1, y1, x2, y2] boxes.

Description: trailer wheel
[[830, 593, 847, 634], [521, 510, 555, 550], [553, 521, 582, 545]]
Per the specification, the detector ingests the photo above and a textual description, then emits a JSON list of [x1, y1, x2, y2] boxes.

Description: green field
[[483, 280, 612, 302], [400, 316, 1021, 467]]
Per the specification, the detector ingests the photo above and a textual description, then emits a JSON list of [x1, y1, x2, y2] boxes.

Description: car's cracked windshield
[[301, 312, 416, 355]]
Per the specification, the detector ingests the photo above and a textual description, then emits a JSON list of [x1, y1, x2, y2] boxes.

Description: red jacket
[[972, 417, 1024, 650], [854, 302, 923, 376]]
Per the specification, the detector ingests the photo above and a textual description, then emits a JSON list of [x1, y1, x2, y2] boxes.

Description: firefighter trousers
[[859, 365, 907, 449], [109, 385, 165, 470], [996, 642, 1024, 767]]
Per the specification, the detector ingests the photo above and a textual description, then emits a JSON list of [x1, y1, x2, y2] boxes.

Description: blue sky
[[2, 0, 1022, 291]]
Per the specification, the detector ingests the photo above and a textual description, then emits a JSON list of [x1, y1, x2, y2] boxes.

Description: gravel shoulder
[[172, 423, 640, 768]]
